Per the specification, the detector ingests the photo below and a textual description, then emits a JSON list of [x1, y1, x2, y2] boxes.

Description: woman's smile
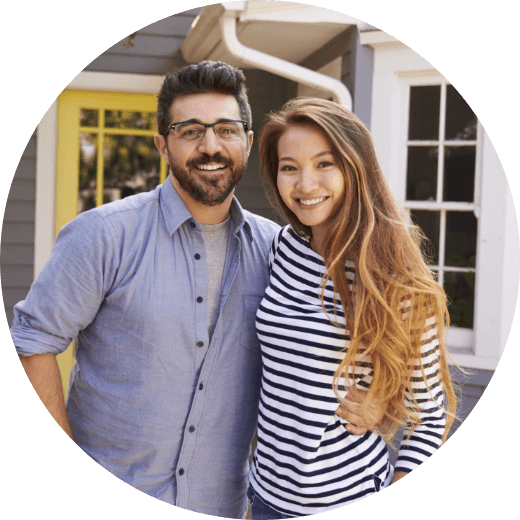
[[297, 196, 329, 206]]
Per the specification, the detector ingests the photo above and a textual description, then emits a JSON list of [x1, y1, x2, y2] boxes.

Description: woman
[[247, 98, 456, 518]]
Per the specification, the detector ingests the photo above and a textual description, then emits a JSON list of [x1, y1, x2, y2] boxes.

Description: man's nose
[[197, 128, 224, 155]]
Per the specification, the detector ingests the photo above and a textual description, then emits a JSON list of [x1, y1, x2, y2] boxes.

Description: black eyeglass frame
[[162, 119, 249, 136]]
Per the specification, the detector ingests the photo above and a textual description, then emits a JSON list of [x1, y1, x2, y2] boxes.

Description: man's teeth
[[197, 164, 226, 171], [299, 197, 326, 205]]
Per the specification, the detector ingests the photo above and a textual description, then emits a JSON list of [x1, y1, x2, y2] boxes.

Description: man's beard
[[167, 149, 247, 207]]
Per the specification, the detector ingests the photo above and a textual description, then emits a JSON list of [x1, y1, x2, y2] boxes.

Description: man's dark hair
[[157, 60, 252, 135]]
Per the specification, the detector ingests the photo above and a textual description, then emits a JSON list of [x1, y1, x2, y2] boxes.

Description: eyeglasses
[[163, 119, 248, 141]]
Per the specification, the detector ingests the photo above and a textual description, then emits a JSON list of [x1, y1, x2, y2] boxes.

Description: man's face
[[154, 92, 253, 207]]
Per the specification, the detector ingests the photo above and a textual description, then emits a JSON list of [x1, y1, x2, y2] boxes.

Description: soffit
[[181, 1, 360, 67]]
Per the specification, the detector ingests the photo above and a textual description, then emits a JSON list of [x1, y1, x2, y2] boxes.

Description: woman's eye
[[318, 161, 333, 168], [279, 165, 295, 172]]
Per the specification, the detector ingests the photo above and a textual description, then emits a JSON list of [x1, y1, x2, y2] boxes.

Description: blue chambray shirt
[[11, 178, 279, 518]]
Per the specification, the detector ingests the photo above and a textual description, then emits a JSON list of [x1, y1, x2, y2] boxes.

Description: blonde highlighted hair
[[259, 97, 456, 442]]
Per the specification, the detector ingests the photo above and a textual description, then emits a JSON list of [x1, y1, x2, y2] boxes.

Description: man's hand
[[335, 387, 386, 435]]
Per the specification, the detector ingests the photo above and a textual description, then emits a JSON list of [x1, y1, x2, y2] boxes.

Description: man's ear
[[154, 134, 170, 165], [247, 131, 254, 154]]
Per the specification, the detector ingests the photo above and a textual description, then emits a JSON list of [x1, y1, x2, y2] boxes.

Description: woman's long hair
[[259, 97, 456, 442]]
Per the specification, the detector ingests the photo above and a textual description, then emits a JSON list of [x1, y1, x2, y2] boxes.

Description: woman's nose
[[296, 168, 319, 192]]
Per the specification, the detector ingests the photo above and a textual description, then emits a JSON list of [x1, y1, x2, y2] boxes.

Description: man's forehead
[[169, 92, 241, 123]]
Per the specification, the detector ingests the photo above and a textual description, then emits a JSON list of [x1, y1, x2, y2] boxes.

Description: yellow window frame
[[55, 89, 167, 393], [56, 89, 167, 232]]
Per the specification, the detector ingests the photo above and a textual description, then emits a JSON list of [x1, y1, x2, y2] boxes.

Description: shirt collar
[[160, 177, 253, 243]]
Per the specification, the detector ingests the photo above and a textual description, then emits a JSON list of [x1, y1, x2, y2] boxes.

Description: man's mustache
[[187, 153, 234, 168]]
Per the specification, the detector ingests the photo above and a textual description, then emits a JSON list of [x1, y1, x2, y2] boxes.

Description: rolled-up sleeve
[[11, 210, 119, 357]]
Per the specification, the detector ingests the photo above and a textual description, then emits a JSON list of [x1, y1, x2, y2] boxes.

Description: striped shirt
[[249, 226, 445, 516]]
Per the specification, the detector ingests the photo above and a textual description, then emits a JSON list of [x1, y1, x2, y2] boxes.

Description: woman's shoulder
[[274, 225, 312, 252]]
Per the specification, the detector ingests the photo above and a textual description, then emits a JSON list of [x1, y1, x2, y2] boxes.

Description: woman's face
[[276, 124, 345, 237]]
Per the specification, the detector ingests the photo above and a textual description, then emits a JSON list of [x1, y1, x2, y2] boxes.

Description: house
[[2, 0, 518, 512]]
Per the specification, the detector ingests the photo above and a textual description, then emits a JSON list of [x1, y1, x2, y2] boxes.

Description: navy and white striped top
[[249, 226, 445, 516]]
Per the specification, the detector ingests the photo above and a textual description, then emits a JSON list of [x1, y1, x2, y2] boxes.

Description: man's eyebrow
[[173, 118, 239, 125]]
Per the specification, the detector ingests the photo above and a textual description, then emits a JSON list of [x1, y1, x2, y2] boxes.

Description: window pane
[[80, 109, 99, 127], [103, 134, 161, 204], [104, 110, 157, 130], [445, 211, 477, 268], [444, 271, 475, 328], [443, 146, 476, 202], [410, 209, 440, 264], [406, 146, 438, 201], [408, 86, 440, 140], [78, 133, 98, 214], [445, 85, 477, 140]]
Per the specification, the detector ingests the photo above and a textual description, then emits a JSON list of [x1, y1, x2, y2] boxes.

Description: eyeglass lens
[[174, 122, 245, 141]]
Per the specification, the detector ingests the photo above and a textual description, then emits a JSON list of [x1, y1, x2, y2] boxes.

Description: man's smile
[[195, 164, 227, 171]]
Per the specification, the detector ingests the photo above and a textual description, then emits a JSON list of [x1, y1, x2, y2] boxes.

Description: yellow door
[[55, 90, 168, 392]]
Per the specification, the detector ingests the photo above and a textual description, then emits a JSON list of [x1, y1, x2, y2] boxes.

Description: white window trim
[[397, 75, 477, 352], [34, 71, 164, 278], [365, 36, 516, 370]]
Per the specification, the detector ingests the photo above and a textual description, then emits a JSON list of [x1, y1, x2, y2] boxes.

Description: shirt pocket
[[240, 294, 263, 353]]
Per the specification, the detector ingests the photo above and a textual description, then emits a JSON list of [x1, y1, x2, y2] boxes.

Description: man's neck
[[168, 174, 234, 225]]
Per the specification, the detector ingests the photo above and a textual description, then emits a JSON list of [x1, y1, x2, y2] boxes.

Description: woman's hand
[[335, 387, 386, 435]]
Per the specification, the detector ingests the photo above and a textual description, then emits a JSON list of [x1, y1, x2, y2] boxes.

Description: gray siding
[[1, 134, 36, 326], [85, 9, 202, 75]]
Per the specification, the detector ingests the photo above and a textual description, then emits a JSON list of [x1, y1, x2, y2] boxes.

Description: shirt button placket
[[177, 220, 206, 508]]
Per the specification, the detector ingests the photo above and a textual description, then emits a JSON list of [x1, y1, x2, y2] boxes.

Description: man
[[12, 61, 380, 518]]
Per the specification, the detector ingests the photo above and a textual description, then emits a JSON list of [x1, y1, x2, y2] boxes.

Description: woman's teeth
[[299, 197, 326, 205]]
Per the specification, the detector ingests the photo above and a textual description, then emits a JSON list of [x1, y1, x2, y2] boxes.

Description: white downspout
[[219, 14, 353, 110]]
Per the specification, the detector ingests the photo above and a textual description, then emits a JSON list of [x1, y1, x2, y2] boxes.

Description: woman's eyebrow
[[279, 150, 333, 162]]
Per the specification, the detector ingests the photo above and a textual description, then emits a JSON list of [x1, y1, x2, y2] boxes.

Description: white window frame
[[397, 75, 481, 351], [362, 32, 517, 370]]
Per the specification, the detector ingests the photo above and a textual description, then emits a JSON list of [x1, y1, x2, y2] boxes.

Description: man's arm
[[335, 387, 386, 435], [19, 353, 74, 440]]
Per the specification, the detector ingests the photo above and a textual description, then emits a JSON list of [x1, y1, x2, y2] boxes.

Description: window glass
[[443, 146, 476, 202], [408, 86, 440, 140], [406, 147, 438, 201], [445, 85, 477, 140], [78, 133, 98, 213]]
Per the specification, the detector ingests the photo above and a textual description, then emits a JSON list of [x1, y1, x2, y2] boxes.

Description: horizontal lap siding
[[2, 135, 36, 326]]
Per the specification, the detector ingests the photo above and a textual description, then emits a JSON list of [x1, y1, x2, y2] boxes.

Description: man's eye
[[217, 126, 239, 135], [183, 128, 201, 135]]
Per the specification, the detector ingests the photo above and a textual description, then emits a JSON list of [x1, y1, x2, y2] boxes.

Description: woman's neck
[[309, 234, 323, 256]]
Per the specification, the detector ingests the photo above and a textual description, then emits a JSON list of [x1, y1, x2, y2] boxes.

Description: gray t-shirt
[[200, 216, 230, 340]]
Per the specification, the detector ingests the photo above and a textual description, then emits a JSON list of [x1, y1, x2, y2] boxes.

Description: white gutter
[[218, 14, 352, 110]]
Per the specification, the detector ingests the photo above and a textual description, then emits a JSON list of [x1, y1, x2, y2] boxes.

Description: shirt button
[[194, 253, 201, 260], [179, 468, 184, 475], [197, 341, 204, 348], [199, 383, 204, 390], [197, 296, 203, 303], [190, 222, 196, 228], [189, 426, 195, 433]]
